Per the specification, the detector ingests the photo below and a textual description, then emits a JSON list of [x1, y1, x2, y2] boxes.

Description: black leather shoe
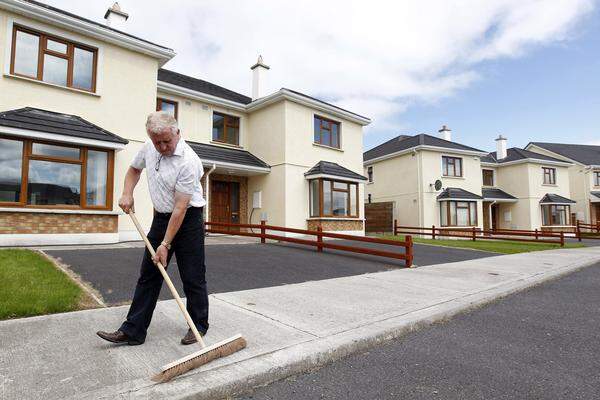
[[181, 328, 204, 345], [96, 330, 144, 345]]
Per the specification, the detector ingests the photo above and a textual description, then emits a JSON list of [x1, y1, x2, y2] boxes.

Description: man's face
[[149, 128, 180, 156]]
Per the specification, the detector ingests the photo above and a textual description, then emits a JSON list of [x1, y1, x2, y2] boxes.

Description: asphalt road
[[239, 263, 600, 400], [46, 240, 495, 305]]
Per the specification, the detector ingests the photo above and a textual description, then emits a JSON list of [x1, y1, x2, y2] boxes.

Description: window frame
[[309, 178, 359, 218], [442, 156, 463, 177], [367, 166, 373, 183], [156, 97, 179, 119], [212, 111, 240, 146], [10, 25, 98, 93], [439, 200, 478, 227], [543, 167, 556, 185], [314, 115, 341, 149], [541, 204, 571, 226], [482, 169, 494, 186], [594, 171, 600, 187], [0, 135, 114, 210]]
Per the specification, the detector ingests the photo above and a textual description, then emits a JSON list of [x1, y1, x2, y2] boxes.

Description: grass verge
[[0, 249, 96, 320], [380, 235, 586, 254]]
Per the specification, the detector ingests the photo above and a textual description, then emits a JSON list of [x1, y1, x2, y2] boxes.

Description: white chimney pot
[[438, 125, 452, 141], [104, 2, 129, 30], [251, 55, 270, 100], [496, 135, 508, 159]]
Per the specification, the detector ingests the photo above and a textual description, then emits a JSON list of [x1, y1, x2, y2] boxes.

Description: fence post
[[316, 226, 324, 252], [576, 221, 582, 242], [472, 226, 476, 241], [432, 225, 436, 240], [535, 228, 538, 240], [394, 219, 398, 236], [405, 235, 413, 268], [560, 231, 564, 247], [597, 221, 600, 234], [260, 220, 266, 244]]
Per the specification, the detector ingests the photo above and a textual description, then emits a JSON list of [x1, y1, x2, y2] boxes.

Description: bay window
[[0, 136, 113, 209], [541, 205, 570, 226], [440, 201, 477, 226], [309, 178, 359, 217]]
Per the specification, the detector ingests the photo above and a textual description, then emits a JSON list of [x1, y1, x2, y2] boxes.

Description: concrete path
[[1, 247, 599, 399]]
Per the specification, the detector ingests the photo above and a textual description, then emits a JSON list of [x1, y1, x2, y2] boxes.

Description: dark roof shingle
[[482, 188, 517, 200], [483, 148, 568, 164], [0, 107, 128, 144], [437, 187, 483, 200], [364, 134, 485, 162], [304, 161, 367, 181], [158, 69, 252, 104], [539, 193, 576, 204], [528, 142, 600, 165], [187, 141, 269, 169]]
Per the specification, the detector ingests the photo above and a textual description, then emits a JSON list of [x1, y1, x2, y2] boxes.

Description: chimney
[[495, 135, 507, 159], [104, 2, 129, 30], [438, 125, 451, 141], [251, 55, 270, 100]]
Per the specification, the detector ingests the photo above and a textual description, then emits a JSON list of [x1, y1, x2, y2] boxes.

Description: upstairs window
[[367, 166, 373, 183], [594, 171, 600, 187], [212, 112, 240, 146], [543, 167, 556, 185], [156, 98, 178, 119], [10, 25, 97, 92], [314, 116, 340, 148], [482, 169, 494, 186], [442, 156, 463, 177]]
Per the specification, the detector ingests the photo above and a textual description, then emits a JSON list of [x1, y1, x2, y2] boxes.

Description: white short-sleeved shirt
[[131, 139, 206, 213]]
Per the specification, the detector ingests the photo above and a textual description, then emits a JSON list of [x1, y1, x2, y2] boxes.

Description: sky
[[45, 0, 600, 153]]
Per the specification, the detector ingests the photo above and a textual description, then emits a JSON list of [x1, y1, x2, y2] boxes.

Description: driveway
[[45, 239, 496, 306]]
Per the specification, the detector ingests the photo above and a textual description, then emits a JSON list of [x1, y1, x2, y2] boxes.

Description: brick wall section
[[364, 202, 394, 233], [0, 212, 118, 234], [307, 219, 363, 231]]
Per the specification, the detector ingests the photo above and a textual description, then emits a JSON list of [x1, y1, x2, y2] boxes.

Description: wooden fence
[[394, 220, 565, 247], [576, 220, 600, 241], [206, 221, 414, 267]]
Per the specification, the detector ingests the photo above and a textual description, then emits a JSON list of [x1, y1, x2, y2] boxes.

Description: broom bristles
[[151, 334, 246, 383]]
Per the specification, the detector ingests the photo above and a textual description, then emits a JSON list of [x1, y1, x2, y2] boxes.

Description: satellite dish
[[434, 180, 443, 191]]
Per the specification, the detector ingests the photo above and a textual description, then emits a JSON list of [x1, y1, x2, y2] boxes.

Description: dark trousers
[[120, 207, 209, 342]]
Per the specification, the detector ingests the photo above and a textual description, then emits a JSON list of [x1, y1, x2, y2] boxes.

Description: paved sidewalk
[[1, 247, 599, 399]]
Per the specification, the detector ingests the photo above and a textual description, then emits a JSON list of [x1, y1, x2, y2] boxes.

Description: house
[[363, 126, 488, 231], [525, 142, 600, 224], [0, 0, 370, 246]]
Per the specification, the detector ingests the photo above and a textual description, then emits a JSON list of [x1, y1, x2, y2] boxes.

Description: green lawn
[[381, 235, 586, 254], [0, 249, 88, 320]]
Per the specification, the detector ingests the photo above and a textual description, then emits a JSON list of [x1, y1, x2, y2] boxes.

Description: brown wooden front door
[[491, 204, 498, 230], [210, 181, 240, 224]]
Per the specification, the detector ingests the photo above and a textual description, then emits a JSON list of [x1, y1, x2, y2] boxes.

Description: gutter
[[204, 164, 216, 223]]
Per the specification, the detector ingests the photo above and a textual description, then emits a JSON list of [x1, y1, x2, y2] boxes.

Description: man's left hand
[[153, 245, 168, 267]]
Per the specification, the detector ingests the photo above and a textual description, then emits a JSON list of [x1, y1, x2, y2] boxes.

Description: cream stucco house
[[364, 127, 577, 232], [0, 0, 370, 246]]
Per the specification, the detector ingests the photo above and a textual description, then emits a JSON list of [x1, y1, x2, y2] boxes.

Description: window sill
[[366, 181, 374, 185], [313, 143, 343, 152], [210, 141, 243, 149], [542, 184, 558, 187], [439, 226, 478, 229], [541, 225, 575, 228], [442, 176, 465, 180], [307, 217, 363, 221], [0, 207, 120, 215], [3, 73, 100, 97]]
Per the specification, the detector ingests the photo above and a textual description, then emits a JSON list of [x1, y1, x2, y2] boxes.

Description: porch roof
[[539, 193, 576, 205], [437, 187, 483, 201], [590, 192, 600, 202], [187, 141, 270, 172], [304, 161, 367, 182], [482, 188, 517, 202]]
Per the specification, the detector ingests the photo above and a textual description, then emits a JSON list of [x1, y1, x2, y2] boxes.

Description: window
[[212, 112, 240, 145], [440, 201, 477, 226], [594, 171, 600, 187], [482, 169, 494, 186], [314, 116, 340, 148], [367, 166, 373, 183], [10, 25, 97, 92], [543, 167, 556, 185], [156, 98, 178, 119], [541, 204, 570, 226], [442, 156, 462, 177], [0, 136, 113, 209], [309, 179, 359, 217]]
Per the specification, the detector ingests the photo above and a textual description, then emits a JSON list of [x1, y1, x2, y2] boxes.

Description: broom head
[[151, 334, 247, 383]]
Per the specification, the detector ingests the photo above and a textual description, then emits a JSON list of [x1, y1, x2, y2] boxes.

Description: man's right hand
[[119, 194, 134, 213]]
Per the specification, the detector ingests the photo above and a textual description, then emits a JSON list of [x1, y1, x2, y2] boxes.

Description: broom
[[128, 211, 247, 383]]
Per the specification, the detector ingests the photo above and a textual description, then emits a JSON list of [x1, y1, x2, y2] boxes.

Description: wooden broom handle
[[128, 211, 206, 348]]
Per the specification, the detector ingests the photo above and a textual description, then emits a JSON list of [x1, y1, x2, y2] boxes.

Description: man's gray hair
[[146, 111, 178, 136]]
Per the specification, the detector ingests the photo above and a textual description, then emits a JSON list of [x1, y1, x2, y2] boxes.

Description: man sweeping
[[97, 111, 209, 346]]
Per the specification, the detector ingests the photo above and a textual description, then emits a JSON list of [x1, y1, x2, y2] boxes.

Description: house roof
[[482, 148, 569, 165], [364, 134, 486, 162], [0, 107, 128, 144], [539, 193, 576, 204], [187, 141, 269, 169], [158, 69, 252, 105], [304, 161, 367, 181], [20, 0, 173, 51], [591, 192, 600, 200], [482, 188, 517, 200], [437, 187, 483, 201], [282, 88, 369, 120], [527, 142, 600, 166]]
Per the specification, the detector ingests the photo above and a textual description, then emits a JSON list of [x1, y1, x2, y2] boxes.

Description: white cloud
[[45, 0, 595, 134]]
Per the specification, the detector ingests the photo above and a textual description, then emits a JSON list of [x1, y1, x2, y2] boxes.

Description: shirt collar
[[173, 139, 185, 156]]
